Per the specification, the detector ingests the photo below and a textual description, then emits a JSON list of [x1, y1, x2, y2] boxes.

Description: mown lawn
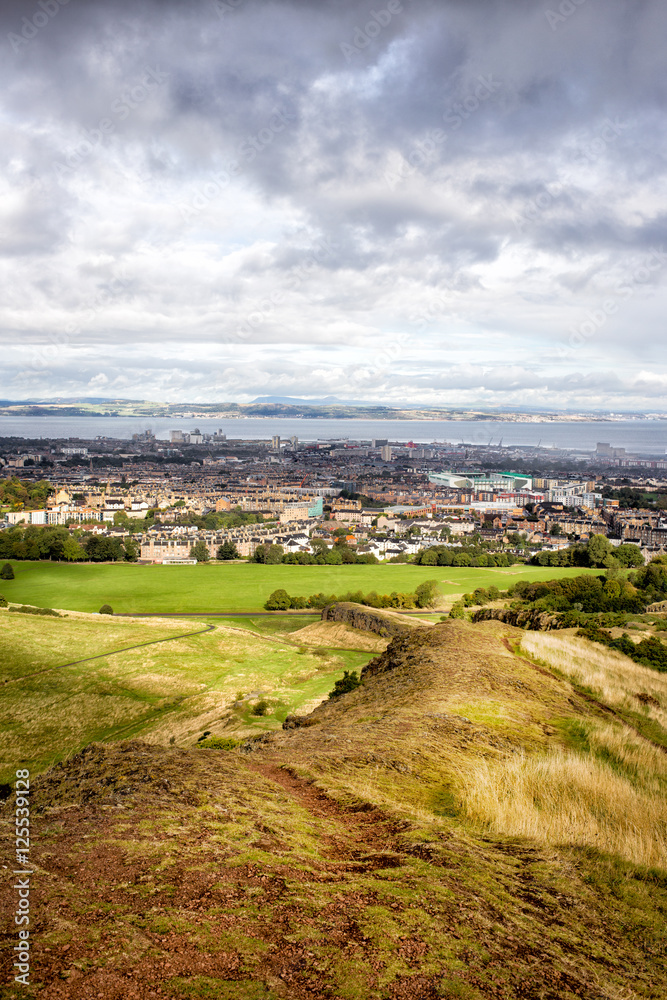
[[0, 561, 601, 614]]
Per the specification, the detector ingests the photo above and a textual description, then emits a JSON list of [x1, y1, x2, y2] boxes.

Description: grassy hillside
[[0, 561, 600, 614], [0, 610, 369, 784], [1, 617, 665, 998]]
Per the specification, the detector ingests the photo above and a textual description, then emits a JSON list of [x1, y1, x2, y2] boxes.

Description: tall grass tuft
[[519, 631, 667, 733], [452, 746, 667, 867]]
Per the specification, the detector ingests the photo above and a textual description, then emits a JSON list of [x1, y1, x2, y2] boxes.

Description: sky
[[1, 0, 666, 411]]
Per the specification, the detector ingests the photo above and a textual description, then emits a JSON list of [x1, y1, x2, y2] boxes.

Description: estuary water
[[1, 415, 667, 453]]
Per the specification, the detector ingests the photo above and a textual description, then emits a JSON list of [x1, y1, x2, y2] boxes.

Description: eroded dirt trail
[[245, 759, 406, 869]]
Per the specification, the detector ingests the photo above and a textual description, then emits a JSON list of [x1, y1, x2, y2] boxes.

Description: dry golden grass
[[518, 631, 667, 732], [289, 620, 389, 651], [450, 742, 667, 867]]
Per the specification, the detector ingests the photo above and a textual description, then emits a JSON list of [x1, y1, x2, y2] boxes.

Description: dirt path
[[245, 759, 403, 865]]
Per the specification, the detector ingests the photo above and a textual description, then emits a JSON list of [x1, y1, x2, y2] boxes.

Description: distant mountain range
[[0, 397, 662, 421]]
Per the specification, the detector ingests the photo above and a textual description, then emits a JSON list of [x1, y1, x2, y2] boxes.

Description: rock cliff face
[[361, 629, 436, 679], [471, 608, 563, 631], [321, 602, 414, 638]]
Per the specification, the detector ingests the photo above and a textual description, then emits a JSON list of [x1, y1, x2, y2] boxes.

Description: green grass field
[[0, 561, 601, 613], [0, 610, 369, 783]]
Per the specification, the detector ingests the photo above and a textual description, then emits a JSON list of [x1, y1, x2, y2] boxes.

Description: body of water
[[1, 415, 667, 454]]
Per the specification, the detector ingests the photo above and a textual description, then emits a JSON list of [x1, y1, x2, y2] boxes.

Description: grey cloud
[[1, 0, 666, 408]]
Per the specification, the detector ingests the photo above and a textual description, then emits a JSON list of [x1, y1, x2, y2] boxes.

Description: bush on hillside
[[99, 604, 114, 615], [0, 563, 14, 580], [197, 737, 241, 750], [0, 595, 7, 607], [328, 670, 362, 699], [8, 605, 60, 617]]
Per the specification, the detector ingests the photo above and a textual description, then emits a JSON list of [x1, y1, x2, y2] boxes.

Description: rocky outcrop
[[361, 627, 441, 679], [282, 714, 319, 730], [321, 602, 414, 638], [471, 608, 564, 631]]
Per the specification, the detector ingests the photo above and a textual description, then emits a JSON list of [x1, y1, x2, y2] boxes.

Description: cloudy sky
[[1, 0, 666, 410]]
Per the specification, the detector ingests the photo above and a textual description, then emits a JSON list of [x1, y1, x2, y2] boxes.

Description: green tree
[[615, 543, 644, 568], [264, 589, 292, 610], [0, 562, 14, 580], [62, 538, 86, 562], [217, 540, 240, 560], [190, 541, 210, 562], [123, 537, 139, 562], [415, 579, 440, 608], [586, 534, 613, 567]]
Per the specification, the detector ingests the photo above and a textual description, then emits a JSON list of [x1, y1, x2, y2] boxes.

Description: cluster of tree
[[412, 545, 520, 567], [86, 535, 138, 562], [0, 477, 53, 511], [0, 525, 137, 562], [187, 540, 244, 561], [459, 585, 503, 607], [631, 557, 667, 604], [577, 624, 667, 672], [600, 485, 667, 510], [530, 535, 644, 569], [265, 579, 440, 612], [509, 573, 645, 614], [253, 542, 378, 565]]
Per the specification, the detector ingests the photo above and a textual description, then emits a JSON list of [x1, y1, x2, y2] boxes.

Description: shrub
[[415, 579, 440, 608], [99, 604, 114, 615], [449, 602, 465, 619], [197, 737, 241, 750], [264, 588, 292, 611], [328, 670, 362, 699], [0, 595, 7, 608], [8, 605, 60, 617], [0, 563, 14, 580], [251, 700, 269, 716]]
